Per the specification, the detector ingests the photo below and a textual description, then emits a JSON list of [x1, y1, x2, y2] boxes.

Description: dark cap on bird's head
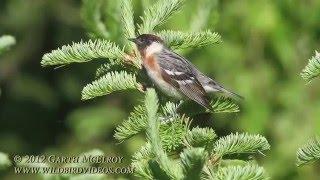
[[128, 34, 164, 50]]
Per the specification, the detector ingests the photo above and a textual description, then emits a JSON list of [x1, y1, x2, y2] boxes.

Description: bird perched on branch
[[129, 34, 242, 109]]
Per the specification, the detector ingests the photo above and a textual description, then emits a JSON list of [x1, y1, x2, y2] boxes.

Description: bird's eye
[[148, 40, 153, 45]]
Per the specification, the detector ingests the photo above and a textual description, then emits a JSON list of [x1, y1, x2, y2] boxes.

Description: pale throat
[[145, 42, 163, 57]]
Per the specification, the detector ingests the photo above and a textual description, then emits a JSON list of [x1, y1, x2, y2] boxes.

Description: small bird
[[129, 34, 242, 109]]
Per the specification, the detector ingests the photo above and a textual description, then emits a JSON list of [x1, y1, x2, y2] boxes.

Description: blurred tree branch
[[301, 51, 320, 83], [0, 35, 15, 55]]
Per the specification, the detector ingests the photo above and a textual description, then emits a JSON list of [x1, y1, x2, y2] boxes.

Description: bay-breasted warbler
[[129, 34, 242, 109]]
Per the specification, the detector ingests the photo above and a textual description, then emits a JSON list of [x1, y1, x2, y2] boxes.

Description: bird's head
[[128, 34, 164, 52]]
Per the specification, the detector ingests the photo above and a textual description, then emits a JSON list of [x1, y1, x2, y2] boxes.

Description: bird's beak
[[128, 38, 136, 43]]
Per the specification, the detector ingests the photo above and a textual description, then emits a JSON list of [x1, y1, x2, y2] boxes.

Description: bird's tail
[[196, 72, 244, 100], [219, 87, 244, 100], [204, 80, 244, 100]]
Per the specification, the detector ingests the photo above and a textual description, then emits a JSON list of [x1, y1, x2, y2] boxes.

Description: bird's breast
[[143, 55, 160, 72], [142, 55, 182, 99], [143, 55, 163, 83]]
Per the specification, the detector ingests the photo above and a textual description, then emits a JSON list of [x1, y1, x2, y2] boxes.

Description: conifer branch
[[148, 160, 173, 180], [138, 0, 185, 34], [41, 40, 126, 67], [95, 60, 126, 78], [120, 0, 135, 50], [215, 164, 267, 180], [180, 147, 207, 180], [0, 35, 16, 55], [141, 0, 153, 10], [157, 30, 221, 50], [115, 100, 188, 150], [301, 51, 320, 83], [161, 101, 179, 117], [159, 116, 189, 152], [201, 165, 216, 180], [296, 136, 320, 166], [132, 143, 154, 179], [133, 163, 153, 180], [210, 96, 240, 113], [145, 89, 161, 153], [214, 133, 270, 157], [114, 105, 147, 142], [81, 0, 109, 39], [185, 127, 216, 150], [81, 71, 140, 100], [133, 143, 153, 164], [145, 89, 182, 179]]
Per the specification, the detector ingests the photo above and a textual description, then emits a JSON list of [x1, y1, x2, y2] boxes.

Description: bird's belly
[[146, 69, 182, 99]]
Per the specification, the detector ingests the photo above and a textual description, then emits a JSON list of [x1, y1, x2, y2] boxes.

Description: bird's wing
[[157, 49, 211, 109], [196, 70, 244, 99]]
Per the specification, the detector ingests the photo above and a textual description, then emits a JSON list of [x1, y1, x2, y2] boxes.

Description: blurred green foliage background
[[1, 0, 320, 179]]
